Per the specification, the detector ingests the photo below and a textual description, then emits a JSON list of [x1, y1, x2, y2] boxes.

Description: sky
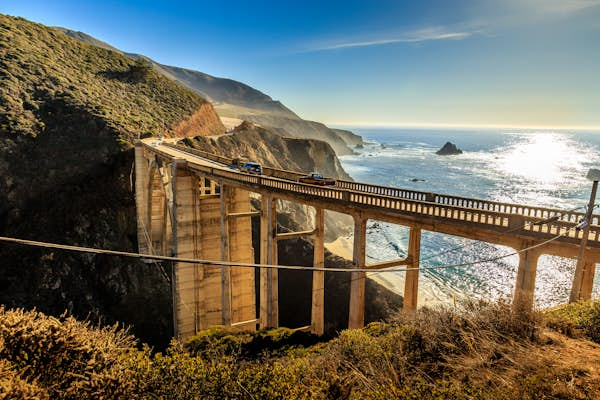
[[2, 0, 600, 128]]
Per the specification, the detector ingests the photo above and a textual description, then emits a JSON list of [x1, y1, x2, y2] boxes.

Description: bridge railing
[[154, 142, 600, 244], [336, 180, 596, 225], [164, 142, 307, 181]]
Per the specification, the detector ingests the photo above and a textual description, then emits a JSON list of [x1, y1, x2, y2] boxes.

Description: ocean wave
[[339, 128, 600, 307]]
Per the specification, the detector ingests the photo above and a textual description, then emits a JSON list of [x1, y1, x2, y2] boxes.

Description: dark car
[[298, 172, 336, 186], [239, 162, 263, 175]]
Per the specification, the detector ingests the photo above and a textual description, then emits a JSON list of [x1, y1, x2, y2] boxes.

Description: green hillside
[[55, 25, 363, 155], [0, 14, 206, 142], [0, 13, 224, 347]]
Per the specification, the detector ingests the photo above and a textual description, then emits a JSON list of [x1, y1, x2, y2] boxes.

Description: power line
[[362, 204, 592, 283], [0, 225, 578, 274]]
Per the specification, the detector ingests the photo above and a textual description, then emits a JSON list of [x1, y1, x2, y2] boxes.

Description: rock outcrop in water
[[436, 142, 463, 155]]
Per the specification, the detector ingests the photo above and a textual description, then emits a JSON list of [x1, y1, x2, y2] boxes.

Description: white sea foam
[[339, 128, 600, 307]]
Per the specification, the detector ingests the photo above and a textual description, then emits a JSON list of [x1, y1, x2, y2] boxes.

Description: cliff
[[0, 15, 385, 348], [181, 122, 354, 239], [215, 104, 359, 155], [184, 121, 350, 179], [0, 14, 224, 347]]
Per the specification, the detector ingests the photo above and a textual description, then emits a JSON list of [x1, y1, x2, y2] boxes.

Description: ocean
[[336, 127, 600, 308]]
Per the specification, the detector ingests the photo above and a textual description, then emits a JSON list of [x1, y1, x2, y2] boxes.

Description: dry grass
[[1, 301, 599, 399]]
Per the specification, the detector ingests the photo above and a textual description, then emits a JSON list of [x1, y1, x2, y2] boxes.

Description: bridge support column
[[260, 195, 278, 328], [571, 179, 598, 303], [220, 185, 232, 326], [171, 158, 202, 340], [403, 227, 421, 316], [573, 259, 597, 302], [349, 216, 367, 329], [134, 142, 150, 254], [513, 243, 541, 311], [311, 208, 325, 335], [147, 162, 169, 255]]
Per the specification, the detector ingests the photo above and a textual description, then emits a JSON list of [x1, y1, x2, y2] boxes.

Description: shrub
[[0, 307, 139, 399], [1, 303, 597, 399], [545, 300, 600, 342], [128, 58, 153, 81], [185, 326, 322, 359]]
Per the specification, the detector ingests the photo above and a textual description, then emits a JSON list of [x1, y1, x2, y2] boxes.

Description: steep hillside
[[181, 121, 354, 239], [183, 121, 350, 179], [1, 19, 224, 141], [55, 27, 363, 155], [156, 63, 298, 117], [0, 14, 225, 347]]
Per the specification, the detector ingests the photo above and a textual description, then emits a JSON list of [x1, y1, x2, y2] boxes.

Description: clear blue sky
[[3, 0, 600, 128]]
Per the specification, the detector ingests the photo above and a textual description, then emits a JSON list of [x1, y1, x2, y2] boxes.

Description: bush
[[185, 326, 322, 359], [545, 300, 600, 342], [0, 307, 139, 399], [0, 303, 597, 399], [128, 58, 152, 81]]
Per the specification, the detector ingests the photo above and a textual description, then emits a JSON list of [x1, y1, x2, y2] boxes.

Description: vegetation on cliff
[[2, 301, 599, 399], [0, 14, 224, 141], [55, 25, 362, 155], [0, 14, 223, 348]]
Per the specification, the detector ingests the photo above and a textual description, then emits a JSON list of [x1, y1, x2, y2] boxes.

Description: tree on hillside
[[129, 58, 152, 81]]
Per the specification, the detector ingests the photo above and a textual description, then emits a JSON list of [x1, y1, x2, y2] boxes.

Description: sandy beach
[[326, 236, 464, 307]]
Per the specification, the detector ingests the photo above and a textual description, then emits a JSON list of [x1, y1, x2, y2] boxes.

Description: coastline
[[326, 236, 462, 308]]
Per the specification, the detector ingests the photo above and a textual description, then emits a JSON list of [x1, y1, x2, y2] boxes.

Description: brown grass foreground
[[1, 301, 599, 399]]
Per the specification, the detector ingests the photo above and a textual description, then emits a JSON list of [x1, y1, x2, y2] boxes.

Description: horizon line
[[326, 121, 600, 131]]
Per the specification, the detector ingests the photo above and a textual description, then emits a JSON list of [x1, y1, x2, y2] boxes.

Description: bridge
[[135, 138, 600, 341]]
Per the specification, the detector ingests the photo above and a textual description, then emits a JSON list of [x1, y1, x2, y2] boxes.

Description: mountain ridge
[[55, 27, 362, 155]]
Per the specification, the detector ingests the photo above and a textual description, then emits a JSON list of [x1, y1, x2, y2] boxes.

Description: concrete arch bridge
[[135, 139, 600, 341]]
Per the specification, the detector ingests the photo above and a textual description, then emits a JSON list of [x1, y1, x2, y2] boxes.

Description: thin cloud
[[531, 0, 600, 13], [305, 28, 474, 52]]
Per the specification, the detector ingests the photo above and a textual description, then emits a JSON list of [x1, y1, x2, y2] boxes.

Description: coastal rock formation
[[182, 121, 353, 240], [436, 141, 463, 155]]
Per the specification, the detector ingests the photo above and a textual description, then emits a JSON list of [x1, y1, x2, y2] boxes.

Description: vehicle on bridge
[[239, 161, 263, 175], [299, 172, 336, 186]]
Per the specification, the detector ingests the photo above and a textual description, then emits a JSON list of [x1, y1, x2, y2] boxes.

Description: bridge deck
[[142, 140, 600, 260]]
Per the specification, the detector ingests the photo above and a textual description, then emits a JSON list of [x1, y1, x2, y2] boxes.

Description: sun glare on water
[[497, 133, 586, 185]]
